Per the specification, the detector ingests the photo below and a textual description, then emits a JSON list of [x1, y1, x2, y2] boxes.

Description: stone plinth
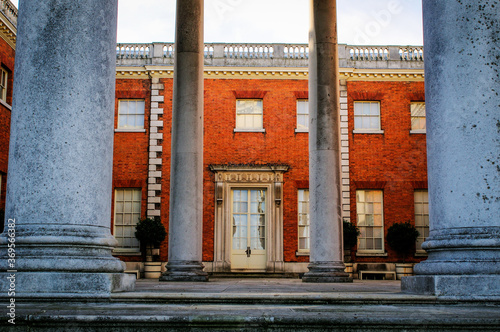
[[0, 0, 135, 297], [402, 0, 500, 298]]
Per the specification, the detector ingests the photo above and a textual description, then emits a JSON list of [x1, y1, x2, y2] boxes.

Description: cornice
[[210, 164, 290, 173], [117, 65, 425, 82], [0, 13, 16, 49]]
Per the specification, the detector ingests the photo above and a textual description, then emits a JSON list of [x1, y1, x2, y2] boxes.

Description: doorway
[[230, 189, 267, 271]]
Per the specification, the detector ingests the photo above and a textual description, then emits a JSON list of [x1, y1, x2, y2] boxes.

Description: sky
[[10, 0, 424, 46]]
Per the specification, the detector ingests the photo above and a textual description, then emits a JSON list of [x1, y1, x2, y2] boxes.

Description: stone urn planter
[[135, 217, 167, 279], [344, 262, 354, 278], [387, 222, 419, 280], [343, 220, 360, 263], [144, 261, 163, 279], [395, 263, 414, 280]]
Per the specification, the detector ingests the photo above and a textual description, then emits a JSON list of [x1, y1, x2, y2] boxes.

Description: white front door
[[231, 189, 267, 271]]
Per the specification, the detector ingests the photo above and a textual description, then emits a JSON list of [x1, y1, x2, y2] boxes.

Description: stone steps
[[208, 272, 301, 279]]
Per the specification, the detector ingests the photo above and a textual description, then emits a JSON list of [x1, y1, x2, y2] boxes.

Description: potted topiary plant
[[343, 220, 360, 277], [386, 221, 419, 279], [135, 216, 167, 278]]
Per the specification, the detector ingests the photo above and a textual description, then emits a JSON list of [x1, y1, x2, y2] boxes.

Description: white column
[[0, 0, 135, 298], [160, 0, 208, 281], [302, 0, 351, 283], [402, 0, 500, 298]]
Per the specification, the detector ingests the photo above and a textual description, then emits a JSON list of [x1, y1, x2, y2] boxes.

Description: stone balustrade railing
[[0, 0, 17, 26], [116, 43, 424, 69]]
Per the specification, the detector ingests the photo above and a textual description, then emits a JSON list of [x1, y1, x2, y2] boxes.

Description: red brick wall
[[112, 79, 151, 262], [347, 81, 427, 263], [109, 77, 428, 266], [202, 78, 310, 262], [0, 36, 16, 224]]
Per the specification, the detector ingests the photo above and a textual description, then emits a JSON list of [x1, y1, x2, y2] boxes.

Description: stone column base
[[402, 275, 500, 299], [0, 272, 136, 299], [160, 261, 208, 282], [302, 262, 352, 283]]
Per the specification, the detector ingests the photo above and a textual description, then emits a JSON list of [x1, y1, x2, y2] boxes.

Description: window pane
[[237, 100, 262, 114], [414, 190, 429, 251], [298, 189, 310, 251], [356, 190, 384, 251], [114, 188, 142, 250], [363, 103, 371, 115], [362, 117, 370, 129], [411, 102, 426, 117], [411, 102, 426, 130], [354, 117, 362, 129], [369, 116, 379, 129], [297, 100, 309, 130], [118, 100, 145, 129]]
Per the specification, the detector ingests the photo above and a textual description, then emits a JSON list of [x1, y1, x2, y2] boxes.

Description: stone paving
[[4, 278, 500, 331], [133, 278, 403, 293]]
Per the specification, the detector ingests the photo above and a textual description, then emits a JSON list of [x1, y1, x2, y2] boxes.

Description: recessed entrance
[[231, 189, 267, 271]]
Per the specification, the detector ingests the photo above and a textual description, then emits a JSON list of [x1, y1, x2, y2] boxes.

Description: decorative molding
[[116, 65, 425, 82], [210, 164, 289, 273], [0, 13, 16, 49]]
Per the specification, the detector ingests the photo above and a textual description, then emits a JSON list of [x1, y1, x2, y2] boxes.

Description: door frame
[[210, 165, 289, 273], [230, 187, 269, 272]]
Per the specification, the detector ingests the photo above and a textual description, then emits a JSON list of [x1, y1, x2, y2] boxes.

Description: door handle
[[245, 247, 251, 257]]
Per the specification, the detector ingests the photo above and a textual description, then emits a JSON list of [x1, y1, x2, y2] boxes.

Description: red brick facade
[[348, 81, 427, 263], [0, 34, 15, 231], [109, 76, 427, 267], [0, 17, 427, 270]]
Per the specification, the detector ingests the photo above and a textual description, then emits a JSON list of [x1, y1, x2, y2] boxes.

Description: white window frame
[[414, 190, 429, 255], [353, 101, 384, 134], [297, 189, 310, 253], [113, 188, 142, 253], [234, 99, 265, 132], [410, 102, 426, 133], [295, 99, 309, 132], [0, 68, 7, 102], [116, 99, 146, 132], [356, 190, 385, 254]]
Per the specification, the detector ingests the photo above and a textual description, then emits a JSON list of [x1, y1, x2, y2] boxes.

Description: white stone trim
[[339, 79, 350, 221], [210, 165, 289, 273], [146, 75, 164, 218]]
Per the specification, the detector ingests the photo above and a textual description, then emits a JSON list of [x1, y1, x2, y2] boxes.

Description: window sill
[[295, 129, 309, 133], [356, 252, 388, 257], [233, 128, 266, 133], [114, 129, 147, 133], [352, 129, 385, 134], [295, 251, 310, 256], [0, 99, 11, 111], [415, 251, 428, 257], [410, 130, 426, 134]]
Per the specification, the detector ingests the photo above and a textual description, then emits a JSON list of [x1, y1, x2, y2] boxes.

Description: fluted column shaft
[[160, 0, 208, 282], [402, 0, 500, 298], [302, 0, 351, 283]]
